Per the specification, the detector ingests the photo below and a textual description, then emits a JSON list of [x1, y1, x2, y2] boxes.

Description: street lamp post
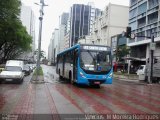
[[35, 0, 48, 81], [148, 35, 155, 84]]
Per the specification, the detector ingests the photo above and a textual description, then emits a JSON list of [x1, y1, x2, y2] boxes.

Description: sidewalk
[[113, 73, 140, 83]]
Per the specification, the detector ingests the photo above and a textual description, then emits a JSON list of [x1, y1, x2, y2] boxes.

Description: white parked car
[[136, 65, 146, 75], [0, 60, 25, 83]]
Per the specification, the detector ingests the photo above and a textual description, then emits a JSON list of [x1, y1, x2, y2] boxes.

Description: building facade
[[20, 4, 36, 62], [111, 34, 127, 62], [59, 13, 69, 52], [78, 35, 94, 44], [128, 0, 160, 67], [48, 29, 59, 65], [64, 33, 70, 49], [91, 3, 129, 47], [111, 34, 128, 72], [69, 3, 101, 47]]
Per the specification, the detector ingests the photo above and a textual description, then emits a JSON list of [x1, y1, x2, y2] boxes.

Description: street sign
[[150, 42, 156, 50]]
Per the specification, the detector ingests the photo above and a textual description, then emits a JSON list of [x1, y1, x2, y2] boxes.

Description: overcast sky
[[21, 0, 129, 56]]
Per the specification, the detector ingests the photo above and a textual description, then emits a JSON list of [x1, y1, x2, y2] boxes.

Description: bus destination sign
[[83, 46, 108, 51]]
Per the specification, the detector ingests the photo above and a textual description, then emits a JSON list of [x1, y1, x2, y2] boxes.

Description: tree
[[0, 0, 21, 46], [0, 0, 32, 63], [116, 45, 130, 62], [116, 45, 130, 72], [34, 49, 46, 59]]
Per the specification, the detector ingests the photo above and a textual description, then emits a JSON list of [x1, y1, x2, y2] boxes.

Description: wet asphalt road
[[0, 65, 160, 119]]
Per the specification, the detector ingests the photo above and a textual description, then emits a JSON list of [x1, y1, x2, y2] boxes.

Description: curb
[[30, 74, 45, 84], [114, 77, 148, 85], [116, 78, 139, 82], [114, 77, 140, 82], [30, 80, 45, 84]]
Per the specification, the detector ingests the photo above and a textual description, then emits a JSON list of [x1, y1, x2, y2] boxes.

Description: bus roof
[[57, 44, 80, 56], [57, 44, 111, 56]]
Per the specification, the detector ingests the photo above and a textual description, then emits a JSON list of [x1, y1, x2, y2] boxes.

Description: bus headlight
[[108, 72, 113, 79], [80, 72, 86, 78]]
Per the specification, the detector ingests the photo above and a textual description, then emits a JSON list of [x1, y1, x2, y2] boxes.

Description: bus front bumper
[[77, 74, 112, 85]]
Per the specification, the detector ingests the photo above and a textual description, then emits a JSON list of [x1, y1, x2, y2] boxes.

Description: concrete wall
[[91, 4, 129, 47], [59, 25, 65, 52], [19, 4, 35, 62], [109, 4, 129, 27]]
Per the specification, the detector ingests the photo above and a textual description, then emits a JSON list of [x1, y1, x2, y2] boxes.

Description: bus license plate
[[94, 81, 100, 84]]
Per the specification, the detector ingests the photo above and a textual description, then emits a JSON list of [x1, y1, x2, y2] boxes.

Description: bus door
[[73, 49, 78, 80], [62, 55, 65, 76]]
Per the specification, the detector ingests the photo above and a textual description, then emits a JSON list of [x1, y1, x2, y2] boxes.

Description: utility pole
[[148, 35, 155, 84], [35, 0, 48, 81]]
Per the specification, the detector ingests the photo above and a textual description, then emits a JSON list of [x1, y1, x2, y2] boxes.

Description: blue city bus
[[56, 44, 113, 87]]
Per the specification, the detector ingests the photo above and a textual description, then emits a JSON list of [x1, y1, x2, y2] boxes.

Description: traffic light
[[126, 27, 131, 38]]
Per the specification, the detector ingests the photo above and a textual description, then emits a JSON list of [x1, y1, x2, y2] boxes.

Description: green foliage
[[0, 0, 21, 21], [116, 45, 130, 62], [0, 0, 32, 63], [34, 49, 46, 59], [34, 67, 43, 76]]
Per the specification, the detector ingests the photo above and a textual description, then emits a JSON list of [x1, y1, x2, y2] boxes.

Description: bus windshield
[[80, 50, 112, 73]]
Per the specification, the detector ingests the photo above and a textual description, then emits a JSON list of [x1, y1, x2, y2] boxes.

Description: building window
[[130, 45, 146, 58], [130, 0, 137, 6], [137, 17, 146, 28], [111, 37, 117, 53], [146, 28, 157, 37], [137, 31, 145, 41], [148, 0, 159, 9], [138, 2, 147, 15], [129, 8, 137, 19], [148, 12, 158, 24], [129, 21, 137, 30]]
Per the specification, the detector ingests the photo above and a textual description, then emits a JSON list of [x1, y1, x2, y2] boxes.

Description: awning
[[122, 57, 146, 61]]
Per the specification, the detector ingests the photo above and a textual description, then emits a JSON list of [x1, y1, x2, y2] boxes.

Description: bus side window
[[59, 55, 61, 63], [59, 55, 62, 64], [70, 51, 73, 64], [66, 52, 69, 63], [63, 54, 66, 63], [73, 49, 78, 64], [75, 49, 78, 57], [66, 52, 72, 64]]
